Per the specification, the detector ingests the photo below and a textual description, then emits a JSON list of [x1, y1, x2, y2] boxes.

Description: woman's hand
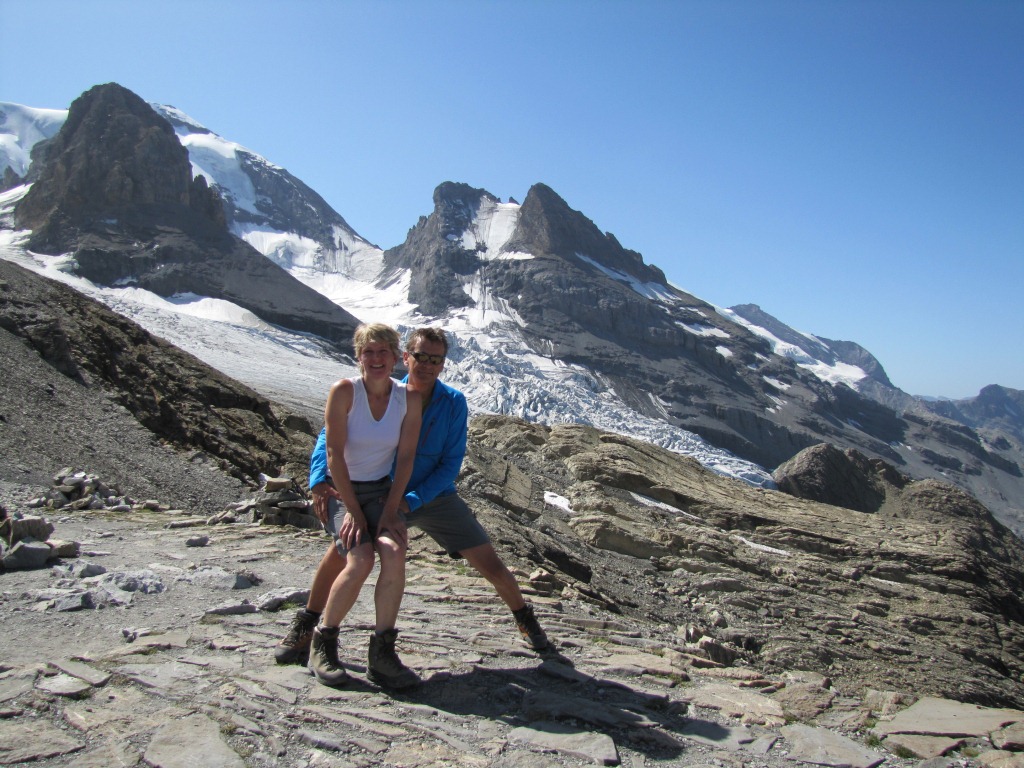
[[338, 507, 368, 550]]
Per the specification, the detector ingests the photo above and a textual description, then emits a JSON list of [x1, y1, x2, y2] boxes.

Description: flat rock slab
[[687, 682, 786, 725], [143, 713, 246, 768], [882, 733, 964, 759], [114, 660, 206, 692], [63, 686, 183, 736], [873, 696, 1024, 737], [781, 723, 885, 768], [994, 721, 1024, 750], [509, 720, 619, 765], [522, 689, 656, 729], [50, 658, 111, 686], [0, 718, 85, 763], [35, 672, 93, 697], [977, 750, 1024, 768], [599, 651, 679, 677], [55, 740, 140, 768], [0, 674, 35, 703], [772, 682, 837, 720], [677, 717, 758, 751]]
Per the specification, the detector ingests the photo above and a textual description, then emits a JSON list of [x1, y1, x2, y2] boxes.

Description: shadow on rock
[[390, 661, 732, 762]]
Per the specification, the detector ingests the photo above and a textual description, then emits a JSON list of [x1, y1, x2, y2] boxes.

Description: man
[[276, 327, 549, 687]]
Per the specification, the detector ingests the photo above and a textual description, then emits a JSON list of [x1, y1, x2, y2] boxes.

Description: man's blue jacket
[[308, 378, 469, 513]]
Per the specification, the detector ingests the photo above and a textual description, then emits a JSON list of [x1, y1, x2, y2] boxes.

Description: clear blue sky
[[2, 0, 1021, 398]]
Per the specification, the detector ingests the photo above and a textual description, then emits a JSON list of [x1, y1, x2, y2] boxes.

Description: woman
[[308, 323, 422, 689]]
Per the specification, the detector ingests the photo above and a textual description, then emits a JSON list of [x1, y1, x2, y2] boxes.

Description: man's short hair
[[406, 327, 448, 354]]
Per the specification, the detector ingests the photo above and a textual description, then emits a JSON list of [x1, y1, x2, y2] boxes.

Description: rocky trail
[[2, 498, 1024, 768]]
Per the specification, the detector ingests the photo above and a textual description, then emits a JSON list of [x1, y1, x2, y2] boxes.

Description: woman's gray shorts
[[324, 477, 395, 555], [406, 491, 490, 558]]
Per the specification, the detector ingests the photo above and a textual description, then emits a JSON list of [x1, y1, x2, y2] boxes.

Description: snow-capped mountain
[[2, 84, 1022, 534], [3, 85, 362, 347], [0, 102, 66, 186], [151, 104, 383, 281]]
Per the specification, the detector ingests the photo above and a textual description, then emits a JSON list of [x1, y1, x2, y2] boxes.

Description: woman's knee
[[375, 538, 406, 567], [344, 545, 376, 578]]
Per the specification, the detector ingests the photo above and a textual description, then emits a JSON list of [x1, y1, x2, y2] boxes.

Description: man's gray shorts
[[324, 477, 393, 556], [407, 492, 490, 557]]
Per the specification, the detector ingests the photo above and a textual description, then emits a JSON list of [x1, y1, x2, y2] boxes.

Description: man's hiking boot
[[367, 629, 420, 690], [513, 604, 549, 650], [274, 608, 318, 664], [307, 625, 351, 687]]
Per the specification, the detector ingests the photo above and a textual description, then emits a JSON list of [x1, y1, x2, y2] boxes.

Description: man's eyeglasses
[[409, 351, 445, 365]]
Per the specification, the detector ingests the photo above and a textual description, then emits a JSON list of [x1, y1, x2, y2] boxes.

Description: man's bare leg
[[275, 544, 346, 664], [307, 544, 345, 613], [460, 542, 549, 650], [460, 542, 528, 610]]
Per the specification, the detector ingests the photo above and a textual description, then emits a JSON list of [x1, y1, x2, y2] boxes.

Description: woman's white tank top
[[342, 377, 408, 481]]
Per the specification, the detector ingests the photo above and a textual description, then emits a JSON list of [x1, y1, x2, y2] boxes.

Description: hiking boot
[[513, 604, 549, 650], [367, 629, 420, 690], [307, 625, 351, 687], [274, 608, 318, 664]]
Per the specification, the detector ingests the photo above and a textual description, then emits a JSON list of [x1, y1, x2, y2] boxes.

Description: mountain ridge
[[3, 254, 1024, 712], [1, 83, 1021, 534]]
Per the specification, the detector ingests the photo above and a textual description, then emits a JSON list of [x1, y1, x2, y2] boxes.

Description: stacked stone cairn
[[227, 476, 318, 530], [27, 467, 137, 512], [0, 503, 77, 571]]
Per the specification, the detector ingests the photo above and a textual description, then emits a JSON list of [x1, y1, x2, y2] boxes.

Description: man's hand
[[310, 482, 341, 526], [377, 503, 408, 550]]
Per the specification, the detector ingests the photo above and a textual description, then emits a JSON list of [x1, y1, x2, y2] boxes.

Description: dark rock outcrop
[[772, 443, 904, 513], [13, 82, 361, 349], [462, 415, 1024, 707], [382, 181, 492, 316], [16, 82, 224, 248], [0, 258, 313, 486], [507, 182, 666, 286], [930, 385, 1024, 453]]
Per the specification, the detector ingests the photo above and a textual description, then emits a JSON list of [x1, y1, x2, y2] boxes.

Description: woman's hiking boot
[[307, 625, 351, 687], [513, 604, 549, 650], [367, 629, 420, 690], [274, 608, 318, 664]]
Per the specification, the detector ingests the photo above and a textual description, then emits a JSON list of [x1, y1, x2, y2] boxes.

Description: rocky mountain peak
[[975, 384, 1023, 418], [730, 303, 893, 388], [928, 384, 1024, 453], [431, 181, 499, 237], [508, 182, 666, 285], [2, 165, 22, 192], [8, 83, 359, 348], [382, 181, 497, 315], [15, 82, 224, 253]]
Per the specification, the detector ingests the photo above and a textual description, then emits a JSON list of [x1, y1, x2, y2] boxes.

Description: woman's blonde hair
[[353, 323, 401, 360]]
